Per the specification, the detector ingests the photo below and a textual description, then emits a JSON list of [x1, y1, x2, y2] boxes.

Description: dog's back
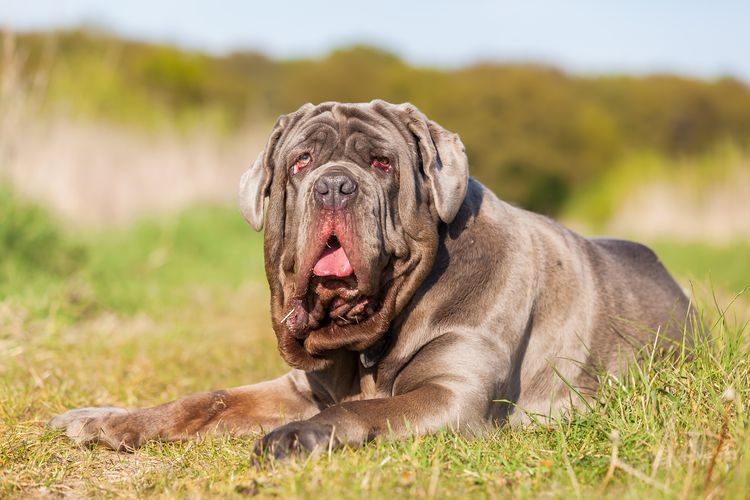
[[472, 188, 698, 424]]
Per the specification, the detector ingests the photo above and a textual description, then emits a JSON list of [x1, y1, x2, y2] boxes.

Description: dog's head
[[239, 101, 468, 370]]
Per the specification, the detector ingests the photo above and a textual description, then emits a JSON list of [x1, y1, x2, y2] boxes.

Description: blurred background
[[1, 1, 748, 332]]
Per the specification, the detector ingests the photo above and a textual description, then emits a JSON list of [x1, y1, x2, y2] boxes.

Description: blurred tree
[[5, 29, 750, 215]]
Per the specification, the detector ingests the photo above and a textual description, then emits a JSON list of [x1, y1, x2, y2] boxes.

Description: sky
[[1, 0, 749, 81]]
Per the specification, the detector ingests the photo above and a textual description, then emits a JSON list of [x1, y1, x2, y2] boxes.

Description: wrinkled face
[[282, 109, 406, 333], [240, 101, 469, 370]]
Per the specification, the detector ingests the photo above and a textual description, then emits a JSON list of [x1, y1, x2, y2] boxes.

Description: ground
[[1, 204, 748, 498]]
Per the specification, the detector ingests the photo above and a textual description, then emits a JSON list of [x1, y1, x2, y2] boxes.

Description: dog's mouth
[[284, 229, 390, 340]]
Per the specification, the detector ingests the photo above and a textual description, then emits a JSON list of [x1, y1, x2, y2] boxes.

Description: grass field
[[1, 193, 749, 498]]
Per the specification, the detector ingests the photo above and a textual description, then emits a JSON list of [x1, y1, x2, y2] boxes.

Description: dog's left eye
[[371, 157, 391, 173], [292, 153, 312, 174]]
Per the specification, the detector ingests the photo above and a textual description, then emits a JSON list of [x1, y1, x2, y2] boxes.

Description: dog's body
[[51, 101, 696, 457]]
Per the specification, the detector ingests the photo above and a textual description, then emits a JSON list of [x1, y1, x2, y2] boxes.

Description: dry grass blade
[[562, 448, 581, 498], [598, 430, 620, 494], [612, 458, 671, 494], [703, 390, 734, 496]]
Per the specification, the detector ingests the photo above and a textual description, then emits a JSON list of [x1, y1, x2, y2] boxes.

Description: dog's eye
[[292, 153, 312, 174], [371, 157, 391, 173]]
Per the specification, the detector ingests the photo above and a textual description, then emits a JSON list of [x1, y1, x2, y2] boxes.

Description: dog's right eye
[[292, 153, 312, 174], [371, 156, 391, 173]]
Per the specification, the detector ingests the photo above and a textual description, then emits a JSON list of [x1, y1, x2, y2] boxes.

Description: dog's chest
[[338, 364, 390, 402]]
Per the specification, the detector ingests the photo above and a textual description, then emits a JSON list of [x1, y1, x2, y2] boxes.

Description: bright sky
[[2, 0, 749, 81]]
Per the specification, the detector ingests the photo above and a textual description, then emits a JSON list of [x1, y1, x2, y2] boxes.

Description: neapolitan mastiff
[[50, 101, 697, 458]]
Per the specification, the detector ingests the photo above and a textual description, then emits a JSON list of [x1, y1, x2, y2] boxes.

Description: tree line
[[7, 29, 750, 214]]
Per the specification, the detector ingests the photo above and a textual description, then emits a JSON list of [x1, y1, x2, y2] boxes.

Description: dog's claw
[[252, 421, 337, 462]]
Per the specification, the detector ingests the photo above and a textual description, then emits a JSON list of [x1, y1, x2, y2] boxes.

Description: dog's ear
[[239, 105, 312, 231], [238, 118, 287, 231], [403, 105, 469, 223], [239, 149, 271, 231]]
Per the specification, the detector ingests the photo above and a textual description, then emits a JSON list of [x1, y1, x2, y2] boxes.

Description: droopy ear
[[238, 149, 270, 231], [404, 106, 469, 223], [239, 106, 308, 231]]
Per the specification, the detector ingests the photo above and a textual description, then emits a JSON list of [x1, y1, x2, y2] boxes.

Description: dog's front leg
[[49, 371, 320, 451], [255, 334, 507, 459]]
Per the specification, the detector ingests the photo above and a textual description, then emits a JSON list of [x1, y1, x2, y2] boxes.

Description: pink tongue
[[313, 245, 353, 277]]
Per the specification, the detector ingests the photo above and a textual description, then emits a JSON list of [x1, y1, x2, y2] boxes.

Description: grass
[[1, 193, 749, 498], [651, 240, 750, 298]]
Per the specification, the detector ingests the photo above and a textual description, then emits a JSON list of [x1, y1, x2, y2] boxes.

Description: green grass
[[1, 193, 749, 498], [651, 240, 750, 297], [81, 205, 266, 315], [0, 190, 265, 319]]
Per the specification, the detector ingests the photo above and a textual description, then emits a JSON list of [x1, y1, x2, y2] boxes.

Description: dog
[[50, 101, 697, 458]]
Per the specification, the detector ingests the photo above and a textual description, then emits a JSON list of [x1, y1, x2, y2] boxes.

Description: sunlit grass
[[651, 240, 750, 296], [2, 288, 747, 498], [1, 198, 749, 497]]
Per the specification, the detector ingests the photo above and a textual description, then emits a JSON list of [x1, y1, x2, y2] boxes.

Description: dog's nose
[[314, 172, 358, 209]]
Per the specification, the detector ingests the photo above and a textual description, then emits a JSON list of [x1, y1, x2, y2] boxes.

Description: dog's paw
[[48, 407, 141, 451], [253, 421, 338, 461]]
